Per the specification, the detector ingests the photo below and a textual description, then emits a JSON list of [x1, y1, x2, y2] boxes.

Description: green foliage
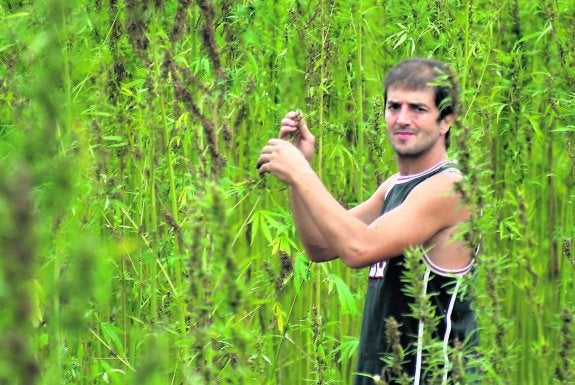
[[0, 0, 574, 384]]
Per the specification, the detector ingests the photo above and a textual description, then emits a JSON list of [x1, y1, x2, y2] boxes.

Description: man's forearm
[[291, 169, 375, 268], [290, 186, 338, 262]]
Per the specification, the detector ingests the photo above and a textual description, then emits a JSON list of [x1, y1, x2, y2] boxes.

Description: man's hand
[[256, 111, 316, 183], [279, 111, 315, 162], [256, 139, 312, 184]]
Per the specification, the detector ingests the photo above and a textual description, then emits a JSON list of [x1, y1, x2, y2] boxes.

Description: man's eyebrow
[[409, 102, 429, 109], [386, 100, 430, 109]]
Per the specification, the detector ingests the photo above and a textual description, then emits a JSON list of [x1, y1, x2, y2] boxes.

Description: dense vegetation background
[[1, 0, 574, 384]]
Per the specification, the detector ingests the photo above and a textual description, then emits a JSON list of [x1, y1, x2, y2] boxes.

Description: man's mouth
[[394, 130, 416, 140]]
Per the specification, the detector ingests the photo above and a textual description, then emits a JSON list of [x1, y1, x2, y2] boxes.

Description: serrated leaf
[[293, 254, 311, 294], [100, 323, 125, 355], [393, 32, 407, 49], [330, 274, 358, 316]]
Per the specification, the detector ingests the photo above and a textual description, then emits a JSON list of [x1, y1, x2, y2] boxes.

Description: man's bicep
[[366, 186, 460, 258], [349, 180, 391, 224]]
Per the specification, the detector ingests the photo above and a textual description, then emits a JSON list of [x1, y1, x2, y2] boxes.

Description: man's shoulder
[[424, 163, 464, 186], [408, 167, 465, 203], [373, 173, 399, 197]]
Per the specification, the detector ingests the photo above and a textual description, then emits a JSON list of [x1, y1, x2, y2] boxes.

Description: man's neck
[[396, 151, 448, 176]]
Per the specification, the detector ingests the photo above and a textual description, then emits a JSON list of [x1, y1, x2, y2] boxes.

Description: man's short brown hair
[[384, 58, 460, 149]]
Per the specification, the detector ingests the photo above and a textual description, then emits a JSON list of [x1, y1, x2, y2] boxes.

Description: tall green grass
[[0, 0, 573, 384]]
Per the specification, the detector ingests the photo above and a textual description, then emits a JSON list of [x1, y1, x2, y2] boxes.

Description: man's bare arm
[[290, 168, 467, 268], [271, 111, 391, 263], [290, 179, 391, 262]]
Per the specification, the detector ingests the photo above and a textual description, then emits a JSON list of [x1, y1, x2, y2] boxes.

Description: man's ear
[[440, 114, 456, 135]]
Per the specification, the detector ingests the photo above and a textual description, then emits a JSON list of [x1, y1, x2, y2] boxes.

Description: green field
[[0, 0, 574, 384]]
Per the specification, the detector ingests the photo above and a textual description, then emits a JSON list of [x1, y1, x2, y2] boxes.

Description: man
[[257, 58, 477, 384]]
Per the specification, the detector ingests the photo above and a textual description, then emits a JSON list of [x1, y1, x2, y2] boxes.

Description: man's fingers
[[279, 110, 306, 137], [257, 164, 268, 174], [256, 153, 269, 170], [282, 114, 299, 124], [257, 159, 272, 175], [297, 117, 312, 138], [257, 139, 289, 170], [280, 112, 314, 141], [279, 124, 298, 139], [286, 110, 299, 120], [256, 145, 278, 171]]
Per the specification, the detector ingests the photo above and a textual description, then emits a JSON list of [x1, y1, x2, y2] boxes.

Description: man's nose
[[396, 106, 411, 126]]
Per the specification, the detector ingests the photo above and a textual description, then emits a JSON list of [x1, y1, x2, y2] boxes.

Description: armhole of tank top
[[442, 167, 462, 176], [387, 166, 477, 276], [440, 166, 481, 259], [383, 175, 396, 203], [383, 174, 399, 201], [419, 247, 475, 277]]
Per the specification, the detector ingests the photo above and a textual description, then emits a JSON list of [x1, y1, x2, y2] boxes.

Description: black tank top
[[354, 161, 478, 385]]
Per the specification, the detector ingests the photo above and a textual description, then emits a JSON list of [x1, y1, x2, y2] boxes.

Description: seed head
[[294, 109, 304, 122], [289, 109, 304, 143]]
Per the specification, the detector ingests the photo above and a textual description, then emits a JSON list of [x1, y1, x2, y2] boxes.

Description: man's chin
[[393, 146, 430, 159]]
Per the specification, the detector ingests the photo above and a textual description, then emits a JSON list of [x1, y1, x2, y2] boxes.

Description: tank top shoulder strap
[[382, 160, 459, 214]]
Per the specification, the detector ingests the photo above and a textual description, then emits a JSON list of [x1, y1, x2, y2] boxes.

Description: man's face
[[385, 86, 450, 158]]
